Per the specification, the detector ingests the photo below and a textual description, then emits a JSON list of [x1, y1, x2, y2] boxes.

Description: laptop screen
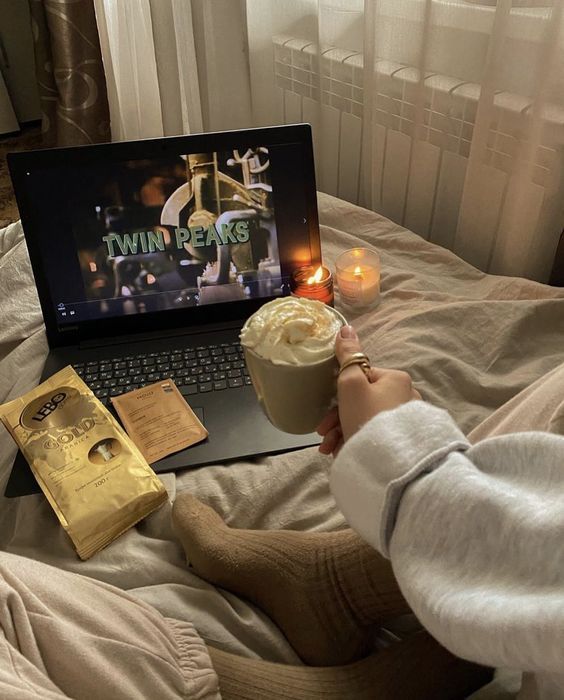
[[20, 138, 315, 330]]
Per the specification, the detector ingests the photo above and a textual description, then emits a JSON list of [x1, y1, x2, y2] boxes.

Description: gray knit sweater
[[330, 401, 564, 700]]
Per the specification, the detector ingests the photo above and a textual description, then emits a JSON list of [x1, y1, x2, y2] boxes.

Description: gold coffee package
[[0, 366, 168, 559]]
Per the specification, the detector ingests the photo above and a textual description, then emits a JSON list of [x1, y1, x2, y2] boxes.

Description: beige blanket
[[1, 192, 563, 670]]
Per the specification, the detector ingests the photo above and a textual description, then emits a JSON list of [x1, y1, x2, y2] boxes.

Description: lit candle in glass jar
[[290, 264, 334, 306], [335, 248, 380, 309]]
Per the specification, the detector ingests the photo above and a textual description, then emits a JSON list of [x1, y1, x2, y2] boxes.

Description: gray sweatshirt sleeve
[[329, 401, 564, 676]]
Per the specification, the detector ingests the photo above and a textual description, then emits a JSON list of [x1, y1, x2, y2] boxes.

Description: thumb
[[335, 325, 362, 365]]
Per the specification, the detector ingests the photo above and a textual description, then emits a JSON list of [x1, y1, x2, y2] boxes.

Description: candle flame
[[307, 266, 324, 284], [354, 265, 363, 279]]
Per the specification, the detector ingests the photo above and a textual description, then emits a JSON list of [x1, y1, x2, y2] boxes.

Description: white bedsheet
[[1, 193, 563, 676]]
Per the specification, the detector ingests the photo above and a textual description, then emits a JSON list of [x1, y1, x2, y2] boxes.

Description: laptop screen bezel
[[8, 124, 320, 348]]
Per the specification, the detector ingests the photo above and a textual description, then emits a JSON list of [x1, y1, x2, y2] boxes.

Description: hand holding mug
[[317, 325, 421, 457]]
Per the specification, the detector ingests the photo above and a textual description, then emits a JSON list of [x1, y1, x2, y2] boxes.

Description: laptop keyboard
[[73, 341, 251, 404]]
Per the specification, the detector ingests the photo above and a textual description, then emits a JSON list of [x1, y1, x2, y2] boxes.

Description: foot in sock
[[207, 631, 494, 700], [172, 492, 411, 667]]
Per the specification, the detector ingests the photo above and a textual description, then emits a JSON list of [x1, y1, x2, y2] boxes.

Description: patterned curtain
[[29, 0, 111, 147]]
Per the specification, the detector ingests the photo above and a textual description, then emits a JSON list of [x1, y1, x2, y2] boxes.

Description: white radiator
[[273, 34, 564, 279]]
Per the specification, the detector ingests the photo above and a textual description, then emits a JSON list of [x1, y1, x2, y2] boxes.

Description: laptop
[[6, 124, 322, 497]]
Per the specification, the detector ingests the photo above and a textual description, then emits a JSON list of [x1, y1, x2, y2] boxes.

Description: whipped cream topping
[[240, 297, 343, 365]]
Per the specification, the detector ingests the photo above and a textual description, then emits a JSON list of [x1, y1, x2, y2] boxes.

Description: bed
[[1, 192, 563, 694]]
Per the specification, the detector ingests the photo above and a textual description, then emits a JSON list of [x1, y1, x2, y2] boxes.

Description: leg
[[207, 631, 493, 700], [173, 493, 412, 666], [0, 551, 219, 700], [468, 362, 564, 442]]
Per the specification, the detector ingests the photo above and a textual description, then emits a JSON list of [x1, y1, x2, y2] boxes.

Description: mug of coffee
[[240, 297, 347, 434]]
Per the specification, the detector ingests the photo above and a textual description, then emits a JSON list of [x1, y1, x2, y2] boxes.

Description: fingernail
[[340, 325, 357, 339]]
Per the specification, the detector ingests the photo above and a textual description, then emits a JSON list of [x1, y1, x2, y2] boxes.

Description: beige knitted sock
[[172, 493, 411, 666], [207, 632, 493, 700]]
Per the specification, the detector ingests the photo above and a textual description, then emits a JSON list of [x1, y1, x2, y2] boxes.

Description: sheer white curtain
[[93, 0, 202, 139], [93, 0, 564, 282], [93, 0, 252, 140], [247, 0, 564, 282]]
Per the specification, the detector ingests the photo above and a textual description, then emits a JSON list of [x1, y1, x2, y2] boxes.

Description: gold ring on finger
[[338, 353, 372, 379]]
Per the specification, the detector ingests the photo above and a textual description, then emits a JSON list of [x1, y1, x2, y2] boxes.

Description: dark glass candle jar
[[290, 265, 334, 306]]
